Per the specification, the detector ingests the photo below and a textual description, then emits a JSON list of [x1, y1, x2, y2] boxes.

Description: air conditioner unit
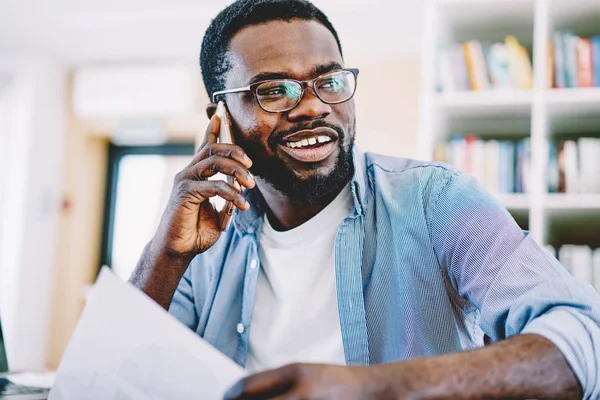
[[73, 63, 200, 120]]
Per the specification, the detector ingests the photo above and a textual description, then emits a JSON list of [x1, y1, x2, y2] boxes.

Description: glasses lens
[[256, 81, 302, 112], [315, 70, 356, 104]]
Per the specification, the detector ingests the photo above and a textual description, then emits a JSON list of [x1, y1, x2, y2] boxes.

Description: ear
[[205, 102, 217, 119]]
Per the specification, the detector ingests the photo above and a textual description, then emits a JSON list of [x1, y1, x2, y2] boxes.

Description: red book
[[577, 38, 594, 88]]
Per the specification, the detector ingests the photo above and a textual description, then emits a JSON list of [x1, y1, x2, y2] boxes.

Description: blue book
[[563, 31, 579, 88], [499, 141, 515, 193], [591, 36, 600, 87]]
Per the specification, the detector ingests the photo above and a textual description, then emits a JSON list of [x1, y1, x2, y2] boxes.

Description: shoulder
[[362, 152, 460, 198]]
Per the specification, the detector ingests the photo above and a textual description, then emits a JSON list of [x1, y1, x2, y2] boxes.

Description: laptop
[[0, 317, 49, 399]]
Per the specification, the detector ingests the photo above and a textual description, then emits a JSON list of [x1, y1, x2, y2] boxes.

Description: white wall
[[0, 59, 67, 371]]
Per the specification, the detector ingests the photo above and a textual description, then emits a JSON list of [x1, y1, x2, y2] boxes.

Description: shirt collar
[[233, 146, 368, 236]]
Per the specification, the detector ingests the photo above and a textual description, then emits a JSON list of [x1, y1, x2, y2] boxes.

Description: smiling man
[[130, 1, 600, 399]]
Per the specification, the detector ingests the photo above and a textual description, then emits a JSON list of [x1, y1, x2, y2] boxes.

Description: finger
[[185, 155, 255, 190], [196, 114, 220, 152], [223, 365, 297, 399], [183, 180, 249, 211], [191, 143, 253, 170]]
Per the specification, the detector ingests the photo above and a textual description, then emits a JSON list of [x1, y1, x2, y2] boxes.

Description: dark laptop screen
[[0, 317, 8, 373]]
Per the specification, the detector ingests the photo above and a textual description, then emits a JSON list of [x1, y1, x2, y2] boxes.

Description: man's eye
[[319, 78, 342, 90], [258, 85, 286, 97]]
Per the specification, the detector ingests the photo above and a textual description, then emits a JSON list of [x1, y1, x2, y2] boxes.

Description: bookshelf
[[419, 0, 600, 256]]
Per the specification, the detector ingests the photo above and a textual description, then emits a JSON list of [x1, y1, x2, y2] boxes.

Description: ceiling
[[0, 0, 423, 66]]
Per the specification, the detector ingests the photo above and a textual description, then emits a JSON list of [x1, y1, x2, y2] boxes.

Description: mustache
[[268, 120, 345, 151]]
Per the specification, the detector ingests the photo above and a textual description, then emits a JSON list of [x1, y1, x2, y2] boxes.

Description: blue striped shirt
[[169, 148, 600, 398]]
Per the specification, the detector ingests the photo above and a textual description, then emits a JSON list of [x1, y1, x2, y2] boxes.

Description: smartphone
[[212, 101, 242, 231]]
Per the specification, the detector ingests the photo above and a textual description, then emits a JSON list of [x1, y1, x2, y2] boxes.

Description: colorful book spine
[[553, 32, 566, 88], [577, 38, 594, 88], [547, 41, 555, 89], [487, 43, 512, 89], [505, 36, 533, 90], [591, 36, 600, 87], [463, 41, 491, 91], [563, 32, 580, 88]]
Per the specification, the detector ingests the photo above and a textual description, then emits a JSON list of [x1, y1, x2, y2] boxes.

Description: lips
[[277, 127, 339, 163]]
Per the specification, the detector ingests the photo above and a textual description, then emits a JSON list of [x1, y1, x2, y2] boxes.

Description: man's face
[[222, 19, 355, 204]]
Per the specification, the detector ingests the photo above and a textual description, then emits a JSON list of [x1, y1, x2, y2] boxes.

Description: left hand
[[223, 363, 398, 400]]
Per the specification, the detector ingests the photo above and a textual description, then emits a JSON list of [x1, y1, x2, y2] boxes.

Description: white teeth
[[285, 135, 332, 148]]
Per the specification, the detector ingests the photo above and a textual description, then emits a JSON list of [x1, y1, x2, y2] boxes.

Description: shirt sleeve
[[168, 264, 199, 331], [427, 170, 600, 399]]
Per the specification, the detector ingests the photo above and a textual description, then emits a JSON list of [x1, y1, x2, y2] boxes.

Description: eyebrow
[[247, 62, 344, 85]]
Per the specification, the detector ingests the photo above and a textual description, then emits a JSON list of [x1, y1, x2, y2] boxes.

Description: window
[[101, 144, 194, 281]]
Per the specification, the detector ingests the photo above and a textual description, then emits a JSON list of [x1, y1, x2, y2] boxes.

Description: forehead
[[226, 19, 343, 85]]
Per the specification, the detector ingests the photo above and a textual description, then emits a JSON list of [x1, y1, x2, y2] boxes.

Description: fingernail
[[244, 200, 250, 209], [248, 174, 255, 186], [243, 154, 252, 165]]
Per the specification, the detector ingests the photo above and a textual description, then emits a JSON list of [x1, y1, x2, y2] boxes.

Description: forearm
[[378, 334, 581, 400], [129, 239, 191, 310]]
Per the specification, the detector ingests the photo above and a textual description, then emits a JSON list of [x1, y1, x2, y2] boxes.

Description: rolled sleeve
[[428, 171, 600, 398], [523, 309, 599, 399], [168, 265, 199, 331]]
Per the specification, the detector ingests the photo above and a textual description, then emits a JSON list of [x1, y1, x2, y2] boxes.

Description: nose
[[286, 87, 331, 122]]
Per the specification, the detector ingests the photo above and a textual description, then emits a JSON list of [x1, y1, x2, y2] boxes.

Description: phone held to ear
[[206, 101, 242, 231]]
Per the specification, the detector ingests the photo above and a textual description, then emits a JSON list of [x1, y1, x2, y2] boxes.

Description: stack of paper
[[49, 268, 246, 400]]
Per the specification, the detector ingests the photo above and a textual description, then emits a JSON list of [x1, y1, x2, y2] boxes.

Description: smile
[[277, 127, 339, 163], [284, 135, 332, 148]]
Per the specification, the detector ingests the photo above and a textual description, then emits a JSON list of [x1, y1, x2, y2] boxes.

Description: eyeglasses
[[212, 68, 359, 113]]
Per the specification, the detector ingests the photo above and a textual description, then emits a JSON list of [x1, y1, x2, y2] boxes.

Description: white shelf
[[545, 194, 600, 211], [419, 0, 600, 246], [495, 193, 530, 210], [546, 88, 600, 118], [436, 91, 532, 117]]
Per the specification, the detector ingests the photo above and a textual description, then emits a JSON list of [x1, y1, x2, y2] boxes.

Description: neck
[[256, 178, 347, 231]]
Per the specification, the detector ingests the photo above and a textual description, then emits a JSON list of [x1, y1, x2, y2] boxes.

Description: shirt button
[[250, 259, 258, 269], [237, 323, 245, 334]]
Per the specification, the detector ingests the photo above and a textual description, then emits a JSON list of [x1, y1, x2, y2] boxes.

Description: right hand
[[150, 114, 256, 261]]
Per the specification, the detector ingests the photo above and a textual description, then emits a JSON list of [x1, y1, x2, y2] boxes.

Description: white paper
[[49, 267, 246, 400]]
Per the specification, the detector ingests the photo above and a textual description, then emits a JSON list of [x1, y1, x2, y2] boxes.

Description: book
[[571, 245, 593, 284], [484, 140, 500, 194], [563, 32, 580, 88], [439, 48, 457, 92], [450, 45, 471, 91], [559, 245, 574, 274], [505, 36, 533, 90], [548, 141, 560, 193], [578, 138, 600, 193], [516, 138, 530, 193], [547, 41, 555, 89], [463, 41, 491, 91], [591, 36, 600, 87], [563, 140, 580, 194], [576, 38, 594, 88], [487, 44, 512, 90], [553, 32, 566, 88]]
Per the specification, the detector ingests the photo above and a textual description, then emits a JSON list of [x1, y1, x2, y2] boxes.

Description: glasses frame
[[212, 68, 359, 113]]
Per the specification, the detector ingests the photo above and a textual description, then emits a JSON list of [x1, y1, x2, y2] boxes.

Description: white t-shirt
[[245, 185, 352, 373]]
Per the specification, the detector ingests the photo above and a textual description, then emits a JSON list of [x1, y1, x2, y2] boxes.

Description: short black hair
[[200, 0, 343, 100]]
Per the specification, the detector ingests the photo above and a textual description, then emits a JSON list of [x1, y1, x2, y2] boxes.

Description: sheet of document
[[50, 267, 246, 400]]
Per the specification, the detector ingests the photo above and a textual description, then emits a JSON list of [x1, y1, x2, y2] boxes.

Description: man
[[131, 0, 600, 398]]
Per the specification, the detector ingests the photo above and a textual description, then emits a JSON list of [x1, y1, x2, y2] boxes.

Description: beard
[[239, 120, 355, 205]]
